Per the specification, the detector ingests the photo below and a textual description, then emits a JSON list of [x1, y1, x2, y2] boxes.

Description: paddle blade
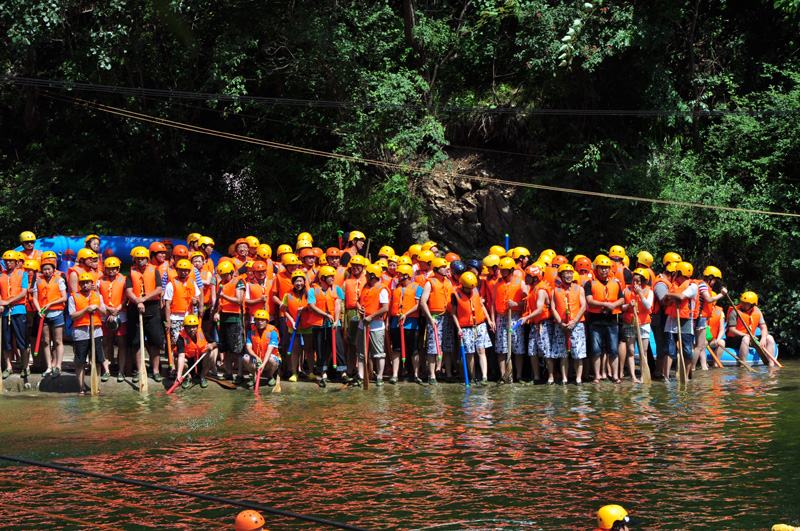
[[273, 374, 281, 393], [166, 378, 182, 395]]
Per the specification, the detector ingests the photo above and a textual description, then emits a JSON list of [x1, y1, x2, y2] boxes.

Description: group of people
[[0, 229, 776, 394]]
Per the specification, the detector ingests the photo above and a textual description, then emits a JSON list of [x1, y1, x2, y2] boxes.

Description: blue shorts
[[45, 312, 66, 328], [695, 316, 707, 331], [2, 313, 27, 352], [589, 321, 619, 359], [666, 332, 694, 360]]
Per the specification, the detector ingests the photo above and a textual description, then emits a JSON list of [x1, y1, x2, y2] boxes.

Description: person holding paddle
[[620, 268, 653, 383], [1, 250, 30, 380], [126, 246, 165, 383], [420, 257, 453, 384], [389, 264, 422, 384], [280, 269, 314, 382], [355, 264, 390, 386], [69, 273, 106, 395], [725, 291, 777, 366], [174, 314, 216, 389], [451, 271, 492, 386], [306, 265, 344, 386], [662, 261, 698, 381], [585, 255, 624, 383], [32, 258, 67, 378], [520, 263, 549, 383], [692, 265, 727, 370], [492, 256, 525, 383], [551, 263, 588, 384]]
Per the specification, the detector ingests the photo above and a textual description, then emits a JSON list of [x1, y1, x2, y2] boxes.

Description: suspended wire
[[0, 455, 369, 531], [41, 92, 800, 219], [5, 75, 797, 117]]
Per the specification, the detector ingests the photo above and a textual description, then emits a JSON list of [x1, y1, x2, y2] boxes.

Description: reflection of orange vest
[[36, 275, 65, 311], [526, 281, 551, 324], [454, 288, 486, 327], [250, 324, 278, 359], [726, 305, 763, 338], [98, 274, 126, 309], [622, 287, 652, 325], [307, 286, 337, 327], [359, 282, 386, 315], [0, 269, 26, 308], [553, 284, 583, 322], [179, 329, 207, 359], [170, 276, 195, 314], [390, 283, 419, 318], [219, 278, 241, 314], [665, 279, 694, 320], [708, 306, 724, 339], [426, 276, 448, 314], [588, 278, 621, 314], [73, 291, 102, 328], [130, 264, 159, 297]]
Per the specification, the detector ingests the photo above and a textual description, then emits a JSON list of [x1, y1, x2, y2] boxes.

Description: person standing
[[356, 264, 389, 386], [662, 261, 698, 380], [419, 257, 453, 384], [389, 264, 422, 383], [32, 257, 67, 377], [620, 268, 653, 383], [451, 271, 492, 386], [520, 264, 549, 383], [585, 255, 624, 383], [306, 265, 344, 386], [98, 257, 128, 382], [69, 273, 106, 395], [551, 264, 588, 384], [1, 250, 30, 379], [125, 246, 164, 383], [215, 261, 246, 381], [492, 256, 526, 383]]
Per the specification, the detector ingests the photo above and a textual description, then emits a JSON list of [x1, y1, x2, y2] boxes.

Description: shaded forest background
[[2, 0, 800, 354]]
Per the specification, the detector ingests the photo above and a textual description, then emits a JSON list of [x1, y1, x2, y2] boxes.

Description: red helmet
[[251, 260, 268, 272], [298, 247, 315, 258], [172, 245, 189, 258], [552, 255, 568, 266], [148, 241, 167, 254], [326, 247, 341, 258], [574, 256, 593, 272], [311, 247, 323, 258], [234, 510, 266, 531]]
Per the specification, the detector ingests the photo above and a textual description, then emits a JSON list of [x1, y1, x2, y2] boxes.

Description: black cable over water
[[0, 455, 370, 531]]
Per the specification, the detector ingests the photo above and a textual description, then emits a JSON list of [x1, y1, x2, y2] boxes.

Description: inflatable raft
[[632, 332, 779, 367]]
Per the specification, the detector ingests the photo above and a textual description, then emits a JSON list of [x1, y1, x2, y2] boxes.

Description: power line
[[5, 75, 797, 117], [42, 93, 800, 219]]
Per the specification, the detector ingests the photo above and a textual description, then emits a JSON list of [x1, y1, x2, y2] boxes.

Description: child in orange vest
[[33, 259, 68, 378], [69, 273, 107, 395]]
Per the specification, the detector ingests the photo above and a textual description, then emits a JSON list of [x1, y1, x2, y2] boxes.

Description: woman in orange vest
[[325, 247, 347, 288], [68, 248, 99, 294], [343, 230, 366, 261], [32, 258, 67, 378], [242, 309, 280, 389], [214, 261, 246, 382], [271, 253, 302, 370], [691, 265, 727, 371], [342, 255, 367, 381], [125, 246, 165, 383], [306, 266, 345, 386], [98, 257, 128, 382], [520, 264, 549, 383], [279, 269, 315, 382], [451, 271, 492, 386], [492, 257, 526, 383], [419, 257, 454, 384], [69, 272, 107, 395], [175, 314, 216, 389], [356, 264, 390, 386], [707, 302, 726, 361], [585, 255, 623, 383], [164, 259, 201, 361], [550, 264, 588, 384], [620, 268, 653, 383], [726, 291, 777, 366], [1, 250, 30, 379], [389, 264, 423, 384]]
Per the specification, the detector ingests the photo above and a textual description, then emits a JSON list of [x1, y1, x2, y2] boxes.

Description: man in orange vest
[[620, 268, 653, 383], [661, 261, 698, 380], [492, 256, 525, 383], [214, 261, 246, 382], [164, 259, 201, 360], [356, 264, 389, 386], [197, 236, 216, 275], [306, 265, 345, 386], [98, 257, 128, 382], [651, 252, 681, 377], [32, 257, 67, 377], [242, 309, 280, 388], [326, 247, 346, 288], [520, 264, 549, 383], [175, 314, 216, 389], [451, 271, 492, 386], [342, 255, 367, 381], [271, 253, 302, 368], [69, 272, 107, 395], [68, 248, 99, 294], [585, 255, 624, 383], [125, 246, 165, 383], [343, 230, 366, 263], [726, 291, 776, 366], [19, 231, 41, 262], [389, 264, 423, 384], [1, 250, 30, 379], [551, 264, 588, 384]]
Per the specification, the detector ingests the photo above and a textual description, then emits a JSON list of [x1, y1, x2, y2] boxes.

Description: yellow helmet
[[740, 291, 758, 305], [572, 254, 587, 265], [319, 255, 328, 265], [84, 234, 100, 244], [557, 263, 575, 274], [253, 309, 270, 321], [397, 264, 414, 277], [365, 264, 383, 277], [216, 261, 235, 275], [77, 248, 98, 261], [245, 235, 260, 248], [78, 272, 95, 283], [295, 239, 313, 251], [636, 250, 654, 267], [291, 269, 307, 281], [19, 231, 36, 243], [378, 245, 395, 258], [623, 255, 630, 268], [318, 265, 336, 278], [431, 257, 448, 270], [276, 244, 293, 257], [417, 250, 435, 263], [489, 245, 507, 257], [388, 254, 400, 264], [186, 232, 201, 244], [23, 259, 40, 271], [104, 257, 121, 269], [257, 244, 272, 260], [408, 244, 422, 258], [14, 251, 25, 261], [459, 271, 478, 289], [593, 254, 612, 267], [421, 240, 437, 251], [348, 255, 367, 267], [703, 265, 722, 279], [130, 246, 150, 259], [597, 504, 629, 530], [608, 244, 626, 259], [348, 230, 366, 241], [675, 261, 693, 278], [540, 248, 557, 258], [398, 255, 412, 266], [499, 257, 516, 270], [511, 246, 531, 259], [666, 261, 678, 273], [197, 236, 215, 248], [633, 267, 651, 282], [538, 253, 553, 266], [41, 250, 57, 260], [662, 251, 682, 265], [297, 231, 313, 243], [190, 251, 205, 262], [483, 254, 501, 268], [376, 258, 389, 269], [2, 250, 18, 261], [281, 253, 301, 266], [175, 259, 193, 270], [183, 314, 201, 327]]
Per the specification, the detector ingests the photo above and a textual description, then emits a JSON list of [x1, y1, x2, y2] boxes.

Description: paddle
[[166, 351, 208, 395], [286, 309, 302, 381], [0, 312, 4, 395], [431, 316, 443, 364], [363, 321, 370, 389], [400, 318, 406, 366], [723, 292, 782, 368], [205, 374, 238, 389], [89, 313, 100, 396], [32, 310, 45, 359], [459, 342, 470, 388], [330, 320, 338, 377], [505, 308, 512, 383], [137, 284, 149, 395], [631, 296, 651, 384], [676, 315, 688, 385], [165, 321, 174, 371]]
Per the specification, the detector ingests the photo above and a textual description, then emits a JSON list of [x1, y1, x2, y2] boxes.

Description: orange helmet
[[148, 241, 167, 254], [552, 255, 568, 266], [326, 247, 341, 258], [525, 264, 543, 280], [251, 260, 268, 272], [574, 256, 593, 272], [172, 245, 189, 258], [234, 510, 266, 531], [445, 252, 461, 263], [311, 247, 323, 258], [298, 247, 315, 259]]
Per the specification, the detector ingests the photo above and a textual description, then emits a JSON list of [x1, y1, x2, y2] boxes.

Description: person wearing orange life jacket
[[539, 253, 558, 288], [707, 300, 726, 360], [241, 309, 280, 389], [342, 230, 366, 263], [161, 244, 191, 285], [306, 266, 345, 386], [175, 314, 216, 389], [520, 264, 549, 383], [125, 246, 165, 383], [149, 241, 169, 278], [355, 264, 390, 386], [191, 251, 217, 340], [271, 253, 301, 366], [421, 240, 439, 257], [197, 236, 216, 275], [452, 271, 493, 386], [661, 261, 698, 380], [585, 255, 624, 383], [230, 238, 250, 272], [19, 231, 42, 263], [244, 236, 260, 260], [481, 254, 501, 320], [492, 256, 526, 383], [512, 247, 531, 275], [634, 251, 656, 291], [415, 250, 435, 284], [651, 252, 681, 376], [186, 233, 202, 253], [1, 250, 30, 379], [573, 255, 595, 285], [164, 259, 201, 362], [67, 248, 98, 294], [407, 244, 422, 270], [325, 247, 346, 288], [691, 265, 728, 370], [549, 255, 569, 288], [550, 263, 588, 384], [280, 269, 315, 382], [619, 268, 654, 383], [214, 260, 246, 382], [726, 291, 777, 367], [419, 257, 455, 383], [298, 247, 317, 285], [97, 257, 128, 382], [69, 272, 107, 395], [255, 244, 275, 280], [341, 255, 367, 381], [244, 260, 272, 324], [22, 259, 40, 368], [32, 257, 67, 378], [608, 245, 633, 288], [384, 255, 401, 290], [389, 264, 423, 383]]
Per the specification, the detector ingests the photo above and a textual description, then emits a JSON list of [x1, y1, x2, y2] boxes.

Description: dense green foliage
[[1, 1, 799, 353]]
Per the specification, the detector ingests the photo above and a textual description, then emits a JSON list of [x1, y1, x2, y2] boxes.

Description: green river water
[[1, 363, 799, 530]]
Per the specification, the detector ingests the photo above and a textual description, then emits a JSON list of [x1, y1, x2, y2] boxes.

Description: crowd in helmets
[[0, 229, 777, 394]]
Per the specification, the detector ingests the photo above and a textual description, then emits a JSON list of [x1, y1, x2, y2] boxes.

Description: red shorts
[[102, 322, 128, 338]]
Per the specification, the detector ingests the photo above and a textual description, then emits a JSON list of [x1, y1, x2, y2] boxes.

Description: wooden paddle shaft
[[676, 315, 688, 384], [363, 322, 370, 390], [138, 311, 148, 394], [0, 313, 4, 395], [90, 316, 99, 396], [632, 300, 651, 384]]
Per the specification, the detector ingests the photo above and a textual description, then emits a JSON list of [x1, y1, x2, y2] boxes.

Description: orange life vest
[[696, 280, 714, 318], [726, 305, 763, 338], [200, 270, 214, 306], [36, 275, 65, 311], [359, 281, 386, 316], [249, 324, 278, 359], [622, 286, 652, 325], [493, 275, 524, 314], [179, 328, 208, 359], [652, 273, 671, 315], [426, 275, 449, 314], [390, 282, 420, 318], [587, 278, 622, 314], [98, 274, 126, 309], [246, 279, 271, 317], [130, 264, 159, 297], [72, 291, 102, 328], [553, 283, 584, 322], [708, 306, 724, 339], [665, 279, 695, 320], [453, 288, 486, 327], [219, 277, 242, 314], [273, 270, 294, 316], [285, 291, 314, 329], [170, 276, 196, 314], [343, 277, 363, 310], [307, 286, 337, 328], [0, 269, 26, 308], [612, 261, 627, 289], [526, 281, 552, 324]]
